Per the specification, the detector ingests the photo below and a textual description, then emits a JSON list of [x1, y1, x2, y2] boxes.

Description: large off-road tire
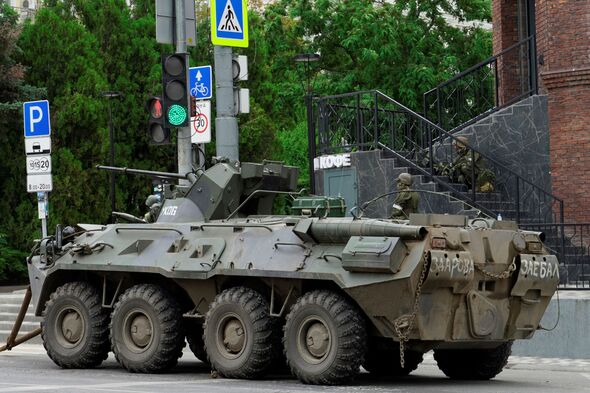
[[110, 284, 184, 373], [283, 290, 367, 385], [185, 319, 208, 363], [203, 287, 275, 379], [42, 281, 110, 368], [434, 341, 513, 380], [363, 338, 423, 377]]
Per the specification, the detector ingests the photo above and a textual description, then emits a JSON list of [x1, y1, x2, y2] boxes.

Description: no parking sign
[[191, 101, 211, 144]]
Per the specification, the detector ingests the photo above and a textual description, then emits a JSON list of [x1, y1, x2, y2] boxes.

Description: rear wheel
[[363, 338, 423, 377], [434, 341, 512, 380], [283, 290, 367, 385], [203, 287, 275, 379], [110, 284, 184, 373]]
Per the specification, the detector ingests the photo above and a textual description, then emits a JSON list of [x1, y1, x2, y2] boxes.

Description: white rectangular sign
[[191, 101, 212, 144], [26, 155, 52, 175], [25, 137, 51, 155], [314, 153, 352, 171], [27, 174, 53, 193]]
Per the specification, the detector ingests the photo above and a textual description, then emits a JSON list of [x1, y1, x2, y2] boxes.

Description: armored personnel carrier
[[27, 160, 559, 385]]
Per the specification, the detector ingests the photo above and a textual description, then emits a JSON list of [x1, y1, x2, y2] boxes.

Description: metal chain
[[393, 254, 429, 369], [475, 260, 516, 280]]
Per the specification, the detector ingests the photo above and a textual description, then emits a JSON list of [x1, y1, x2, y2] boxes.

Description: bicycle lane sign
[[189, 66, 212, 100]]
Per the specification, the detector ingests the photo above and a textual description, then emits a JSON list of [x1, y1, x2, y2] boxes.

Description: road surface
[[0, 345, 589, 393]]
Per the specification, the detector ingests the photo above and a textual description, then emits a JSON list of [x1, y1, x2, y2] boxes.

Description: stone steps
[[0, 291, 42, 345]]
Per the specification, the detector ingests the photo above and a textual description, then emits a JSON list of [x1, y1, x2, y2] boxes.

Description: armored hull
[[27, 161, 559, 384]]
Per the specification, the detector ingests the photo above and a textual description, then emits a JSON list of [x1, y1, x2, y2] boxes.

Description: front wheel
[[434, 341, 513, 380], [42, 282, 110, 368], [283, 290, 367, 385], [110, 284, 184, 373]]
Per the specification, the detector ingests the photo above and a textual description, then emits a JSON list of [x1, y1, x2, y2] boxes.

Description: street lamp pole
[[101, 91, 122, 215], [293, 53, 320, 194]]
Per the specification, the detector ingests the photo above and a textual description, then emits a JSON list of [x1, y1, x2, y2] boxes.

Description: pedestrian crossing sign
[[211, 0, 248, 48]]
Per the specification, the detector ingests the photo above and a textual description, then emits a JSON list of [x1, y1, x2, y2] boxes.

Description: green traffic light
[[167, 104, 187, 126]]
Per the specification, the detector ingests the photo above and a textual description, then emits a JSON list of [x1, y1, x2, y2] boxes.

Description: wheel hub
[[129, 314, 152, 347], [54, 305, 86, 348], [61, 310, 83, 344], [122, 310, 154, 352], [222, 318, 245, 353], [297, 316, 332, 364], [305, 322, 330, 358]]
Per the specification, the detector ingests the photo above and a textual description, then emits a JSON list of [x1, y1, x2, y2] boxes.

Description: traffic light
[[146, 96, 171, 144], [161, 53, 190, 128]]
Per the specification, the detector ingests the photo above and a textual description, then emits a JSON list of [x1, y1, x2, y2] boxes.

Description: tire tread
[[284, 290, 367, 385], [110, 284, 184, 373], [203, 286, 274, 379], [433, 341, 512, 380], [42, 281, 110, 369]]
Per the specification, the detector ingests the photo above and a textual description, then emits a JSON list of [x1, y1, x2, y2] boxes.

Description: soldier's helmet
[[397, 173, 413, 186], [454, 136, 469, 149], [145, 194, 160, 208]]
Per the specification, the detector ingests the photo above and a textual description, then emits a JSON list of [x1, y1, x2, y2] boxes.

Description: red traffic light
[[148, 97, 163, 119], [146, 96, 170, 145]]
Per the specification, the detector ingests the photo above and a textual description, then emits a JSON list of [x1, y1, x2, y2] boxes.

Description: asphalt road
[[0, 345, 589, 393]]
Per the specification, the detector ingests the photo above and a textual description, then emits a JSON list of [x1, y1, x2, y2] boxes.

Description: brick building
[[493, 0, 590, 222]]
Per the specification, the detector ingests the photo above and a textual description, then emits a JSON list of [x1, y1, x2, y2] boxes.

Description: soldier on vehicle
[[450, 136, 495, 192], [143, 194, 162, 223], [390, 173, 419, 219]]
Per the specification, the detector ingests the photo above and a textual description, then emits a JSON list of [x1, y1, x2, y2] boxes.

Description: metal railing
[[423, 35, 537, 132], [314, 90, 563, 224], [521, 223, 590, 289]]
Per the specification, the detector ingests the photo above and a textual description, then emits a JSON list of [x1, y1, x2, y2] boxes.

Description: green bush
[[0, 233, 28, 283]]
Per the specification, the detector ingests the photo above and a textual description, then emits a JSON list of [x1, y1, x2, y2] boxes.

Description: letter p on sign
[[23, 100, 51, 138]]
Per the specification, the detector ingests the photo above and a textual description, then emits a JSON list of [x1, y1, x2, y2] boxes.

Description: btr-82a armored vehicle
[[27, 160, 559, 385]]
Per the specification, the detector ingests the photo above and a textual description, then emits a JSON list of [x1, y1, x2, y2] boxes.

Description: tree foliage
[[0, 0, 491, 282]]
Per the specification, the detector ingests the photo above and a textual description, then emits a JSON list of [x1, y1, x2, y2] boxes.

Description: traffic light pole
[[174, 0, 193, 185], [214, 45, 239, 162]]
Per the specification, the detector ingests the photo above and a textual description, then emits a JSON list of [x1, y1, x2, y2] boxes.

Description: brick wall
[[492, 0, 522, 104], [494, 0, 590, 223]]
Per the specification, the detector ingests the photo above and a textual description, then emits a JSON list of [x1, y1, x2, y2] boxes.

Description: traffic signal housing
[[161, 53, 190, 128], [146, 96, 171, 145]]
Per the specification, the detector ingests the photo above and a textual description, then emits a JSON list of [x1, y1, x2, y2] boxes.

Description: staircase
[[357, 147, 527, 221], [0, 289, 42, 345]]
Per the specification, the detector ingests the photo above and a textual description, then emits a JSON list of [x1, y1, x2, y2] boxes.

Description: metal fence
[[423, 35, 537, 132]]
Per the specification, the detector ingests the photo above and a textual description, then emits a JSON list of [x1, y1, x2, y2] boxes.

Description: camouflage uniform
[[451, 136, 495, 192], [390, 173, 419, 219], [143, 194, 162, 223]]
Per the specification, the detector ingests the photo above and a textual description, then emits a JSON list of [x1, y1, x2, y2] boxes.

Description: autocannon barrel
[[96, 165, 198, 182], [308, 219, 427, 243]]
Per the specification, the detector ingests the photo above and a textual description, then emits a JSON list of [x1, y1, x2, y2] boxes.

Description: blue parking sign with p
[[23, 100, 51, 138]]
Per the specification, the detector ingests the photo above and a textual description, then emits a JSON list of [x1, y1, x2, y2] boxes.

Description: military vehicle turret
[[27, 160, 559, 385]]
